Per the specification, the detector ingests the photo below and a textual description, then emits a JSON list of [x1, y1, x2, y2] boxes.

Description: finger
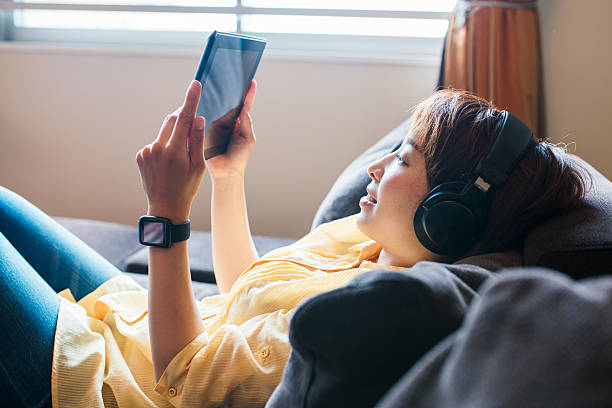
[[142, 143, 153, 159], [156, 111, 179, 145], [231, 80, 256, 140], [243, 79, 257, 114], [189, 116, 206, 168], [135, 149, 144, 167], [170, 80, 202, 149]]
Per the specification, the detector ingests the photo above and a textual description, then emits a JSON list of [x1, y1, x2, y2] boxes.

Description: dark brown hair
[[409, 89, 591, 257]]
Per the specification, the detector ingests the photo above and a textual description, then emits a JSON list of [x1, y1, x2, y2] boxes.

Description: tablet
[[194, 30, 267, 159]]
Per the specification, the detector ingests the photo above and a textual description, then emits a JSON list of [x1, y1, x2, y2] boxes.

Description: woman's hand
[[205, 79, 257, 183], [135, 80, 206, 223]]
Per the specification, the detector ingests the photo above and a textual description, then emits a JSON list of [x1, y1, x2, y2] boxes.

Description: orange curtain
[[438, 0, 544, 138]]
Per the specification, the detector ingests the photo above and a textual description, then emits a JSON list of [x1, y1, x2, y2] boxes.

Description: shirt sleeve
[[154, 308, 293, 407]]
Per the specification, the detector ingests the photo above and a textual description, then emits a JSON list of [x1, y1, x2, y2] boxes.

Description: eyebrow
[[407, 138, 420, 149], [399, 137, 420, 152]]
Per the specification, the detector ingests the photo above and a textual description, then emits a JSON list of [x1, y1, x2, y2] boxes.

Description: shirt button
[[260, 347, 270, 359], [168, 387, 177, 397]]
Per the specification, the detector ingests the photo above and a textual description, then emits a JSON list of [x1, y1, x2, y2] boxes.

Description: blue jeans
[[0, 186, 122, 407]]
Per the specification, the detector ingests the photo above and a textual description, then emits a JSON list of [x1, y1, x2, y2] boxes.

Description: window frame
[[0, 0, 451, 65]]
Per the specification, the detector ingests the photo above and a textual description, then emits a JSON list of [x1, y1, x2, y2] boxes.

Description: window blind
[[0, 0, 455, 61]]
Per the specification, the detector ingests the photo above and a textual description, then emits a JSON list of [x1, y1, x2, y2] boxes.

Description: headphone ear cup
[[414, 182, 488, 257]]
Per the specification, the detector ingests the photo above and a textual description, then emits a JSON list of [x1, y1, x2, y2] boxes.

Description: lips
[[366, 188, 378, 204]]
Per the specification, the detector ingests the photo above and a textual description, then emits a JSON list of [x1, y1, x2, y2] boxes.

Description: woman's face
[[356, 136, 434, 265]]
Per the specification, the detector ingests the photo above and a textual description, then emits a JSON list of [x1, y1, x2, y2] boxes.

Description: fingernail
[[195, 117, 204, 130]]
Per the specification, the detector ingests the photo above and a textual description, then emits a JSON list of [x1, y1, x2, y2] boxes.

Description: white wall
[[0, 46, 437, 238], [539, 0, 612, 175], [1, 0, 611, 239]]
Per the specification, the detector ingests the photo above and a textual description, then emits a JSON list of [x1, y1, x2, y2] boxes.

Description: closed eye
[[396, 154, 408, 166]]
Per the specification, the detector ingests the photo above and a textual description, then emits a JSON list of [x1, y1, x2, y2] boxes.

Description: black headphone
[[413, 110, 534, 257]]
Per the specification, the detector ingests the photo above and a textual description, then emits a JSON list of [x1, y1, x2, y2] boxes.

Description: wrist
[[147, 207, 190, 224], [211, 174, 245, 190]]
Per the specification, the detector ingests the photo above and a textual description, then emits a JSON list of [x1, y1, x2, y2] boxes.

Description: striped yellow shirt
[[51, 214, 406, 407]]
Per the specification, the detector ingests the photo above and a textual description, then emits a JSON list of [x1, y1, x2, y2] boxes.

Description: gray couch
[[53, 117, 612, 406]]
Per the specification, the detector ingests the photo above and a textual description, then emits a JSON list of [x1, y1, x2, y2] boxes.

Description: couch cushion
[[453, 250, 522, 271], [522, 155, 612, 279], [310, 117, 412, 230], [53, 216, 142, 271], [53, 216, 297, 283], [124, 231, 296, 283]]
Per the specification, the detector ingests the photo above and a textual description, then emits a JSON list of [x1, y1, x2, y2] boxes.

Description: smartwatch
[[138, 216, 190, 248]]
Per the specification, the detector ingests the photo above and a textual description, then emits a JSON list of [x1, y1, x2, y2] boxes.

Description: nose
[[367, 153, 391, 182]]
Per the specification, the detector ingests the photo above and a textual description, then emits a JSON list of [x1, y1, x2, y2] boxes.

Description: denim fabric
[[0, 186, 122, 407]]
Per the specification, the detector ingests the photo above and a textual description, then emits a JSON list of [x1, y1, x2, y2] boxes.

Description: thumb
[[189, 116, 206, 167], [238, 108, 255, 145]]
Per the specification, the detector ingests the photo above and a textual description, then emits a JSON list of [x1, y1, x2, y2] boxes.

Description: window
[[0, 0, 455, 62]]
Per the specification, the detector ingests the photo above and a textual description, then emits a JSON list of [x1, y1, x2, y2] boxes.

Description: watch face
[[139, 217, 170, 247]]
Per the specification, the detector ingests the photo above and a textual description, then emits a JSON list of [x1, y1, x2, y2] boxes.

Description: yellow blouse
[[51, 214, 406, 407]]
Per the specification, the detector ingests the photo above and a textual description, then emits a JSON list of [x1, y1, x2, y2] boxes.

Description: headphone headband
[[474, 110, 534, 187]]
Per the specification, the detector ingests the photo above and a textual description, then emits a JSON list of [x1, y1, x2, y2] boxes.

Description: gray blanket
[[267, 264, 612, 407], [266, 261, 494, 408], [376, 268, 612, 407]]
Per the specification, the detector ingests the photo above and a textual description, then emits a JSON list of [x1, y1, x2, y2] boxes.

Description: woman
[[0, 80, 588, 407]]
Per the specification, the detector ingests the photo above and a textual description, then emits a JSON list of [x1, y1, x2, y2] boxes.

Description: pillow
[[522, 155, 612, 279], [310, 117, 412, 230], [264, 261, 493, 408]]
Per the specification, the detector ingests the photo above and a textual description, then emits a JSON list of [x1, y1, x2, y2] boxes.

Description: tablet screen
[[195, 32, 266, 159], [199, 48, 260, 133]]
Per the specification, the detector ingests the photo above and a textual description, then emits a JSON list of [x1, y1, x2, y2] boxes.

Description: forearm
[[147, 212, 205, 382], [211, 176, 259, 294]]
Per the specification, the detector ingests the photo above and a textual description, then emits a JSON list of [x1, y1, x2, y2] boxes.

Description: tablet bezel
[[194, 30, 267, 90]]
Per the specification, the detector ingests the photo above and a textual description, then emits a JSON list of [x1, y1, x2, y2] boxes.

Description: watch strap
[[171, 220, 190, 243]]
